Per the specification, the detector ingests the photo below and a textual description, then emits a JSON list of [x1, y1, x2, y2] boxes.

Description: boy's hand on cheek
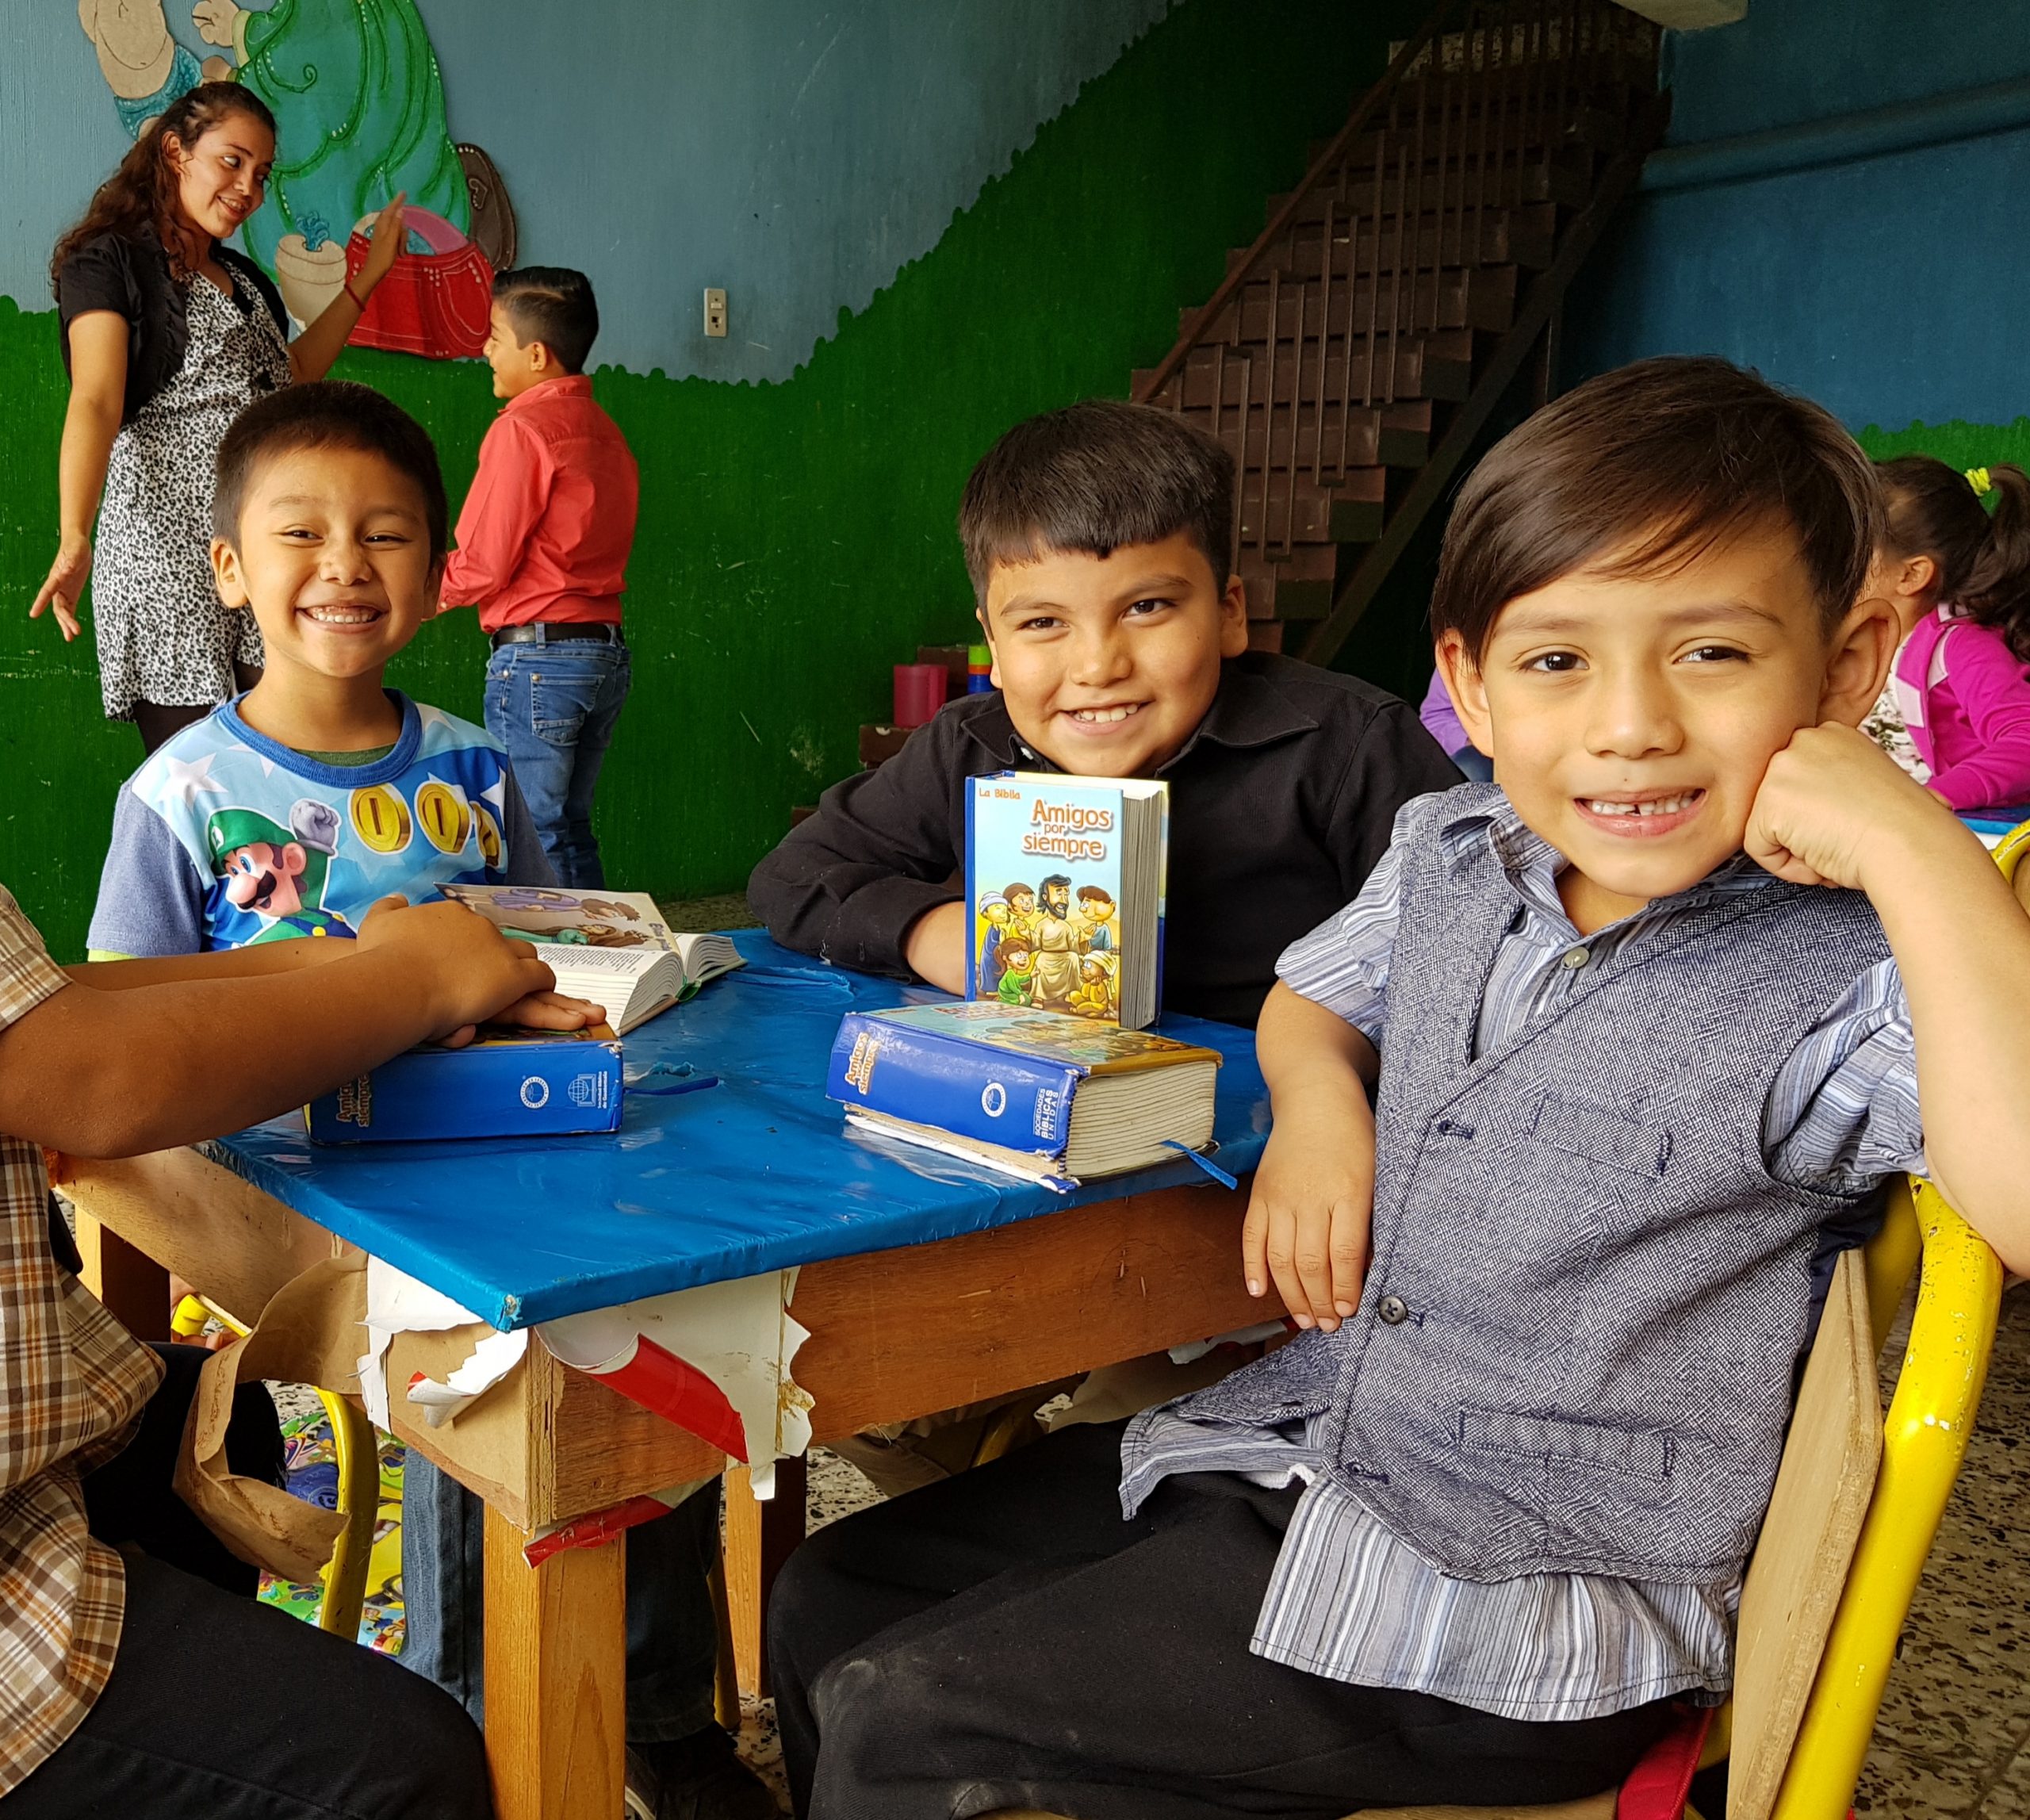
[[1746, 723, 1963, 892], [1242, 1089, 1377, 1331]]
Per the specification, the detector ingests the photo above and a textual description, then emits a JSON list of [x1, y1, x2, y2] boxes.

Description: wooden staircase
[[1132, 0, 1668, 665]]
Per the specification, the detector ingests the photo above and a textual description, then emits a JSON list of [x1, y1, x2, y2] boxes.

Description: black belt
[[491, 622, 622, 648]]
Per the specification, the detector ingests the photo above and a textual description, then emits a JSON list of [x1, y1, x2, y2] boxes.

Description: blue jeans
[[484, 633, 631, 889], [400, 1453, 722, 1744]]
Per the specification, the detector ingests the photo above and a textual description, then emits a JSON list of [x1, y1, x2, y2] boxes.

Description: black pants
[[770, 1421, 1671, 1820], [10, 1346, 492, 1819]]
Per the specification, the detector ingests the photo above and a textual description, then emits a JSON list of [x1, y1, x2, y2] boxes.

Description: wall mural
[[76, 0, 516, 359]]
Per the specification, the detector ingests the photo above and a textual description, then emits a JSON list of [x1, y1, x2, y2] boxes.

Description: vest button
[[1561, 945, 1590, 969], [1377, 1294, 1410, 1326]]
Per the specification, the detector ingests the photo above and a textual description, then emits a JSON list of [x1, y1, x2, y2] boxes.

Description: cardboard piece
[[173, 1254, 367, 1583]]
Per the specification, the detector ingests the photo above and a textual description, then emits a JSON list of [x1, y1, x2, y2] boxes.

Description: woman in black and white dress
[[34, 82, 408, 753]]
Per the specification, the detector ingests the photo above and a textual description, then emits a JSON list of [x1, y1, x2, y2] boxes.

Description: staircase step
[[1267, 151, 1589, 227], [1139, 334, 1473, 412], [1180, 399, 1431, 474], [1237, 468, 1388, 554], [1204, 265, 1517, 343], [1324, 94, 1636, 176], [1262, 201, 1558, 278]]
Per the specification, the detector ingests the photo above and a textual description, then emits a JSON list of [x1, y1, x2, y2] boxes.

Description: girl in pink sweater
[[1864, 455, 2030, 819]]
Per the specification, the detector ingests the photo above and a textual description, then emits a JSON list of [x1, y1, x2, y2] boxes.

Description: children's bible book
[[965, 772, 1168, 1031], [825, 1002, 1218, 1190], [438, 884, 744, 1034], [307, 1025, 624, 1144]]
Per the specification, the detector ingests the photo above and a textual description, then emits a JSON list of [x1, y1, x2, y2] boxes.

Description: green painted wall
[[0, 0, 1420, 960]]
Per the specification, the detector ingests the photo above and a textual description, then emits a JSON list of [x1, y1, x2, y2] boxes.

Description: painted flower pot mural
[[343, 208, 494, 359]]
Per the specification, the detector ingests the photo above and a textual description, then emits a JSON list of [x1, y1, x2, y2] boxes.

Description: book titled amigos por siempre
[[964, 772, 1168, 1031]]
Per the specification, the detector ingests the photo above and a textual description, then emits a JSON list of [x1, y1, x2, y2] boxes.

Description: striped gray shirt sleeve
[[1274, 807, 1414, 1048]]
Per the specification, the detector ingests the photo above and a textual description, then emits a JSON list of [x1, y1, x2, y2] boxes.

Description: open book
[[439, 885, 744, 1034]]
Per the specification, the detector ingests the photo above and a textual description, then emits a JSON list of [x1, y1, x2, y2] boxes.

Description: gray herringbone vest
[[1182, 787, 1892, 1584]]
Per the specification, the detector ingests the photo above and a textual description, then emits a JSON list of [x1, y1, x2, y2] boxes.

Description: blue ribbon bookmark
[[1161, 1140, 1239, 1190]]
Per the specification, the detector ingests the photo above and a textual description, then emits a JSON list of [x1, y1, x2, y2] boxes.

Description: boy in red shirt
[[440, 267, 640, 886]]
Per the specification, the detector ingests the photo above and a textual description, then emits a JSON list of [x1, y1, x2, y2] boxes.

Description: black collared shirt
[[747, 652, 1461, 1027]]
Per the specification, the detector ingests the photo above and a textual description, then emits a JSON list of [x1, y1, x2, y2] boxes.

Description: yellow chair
[[170, 1294, 381, 1642]]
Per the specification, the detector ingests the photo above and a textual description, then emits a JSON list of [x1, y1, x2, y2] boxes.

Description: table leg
[[483, 1504, 626, 1820], [724, 1454, 807, 1698], [73, 1208, 171, 1342]]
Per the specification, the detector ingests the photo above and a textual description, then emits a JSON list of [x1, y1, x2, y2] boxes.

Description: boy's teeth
[[1072, 705, 1139, 723], [304, 605, 377, 624], [1585, 791, 1698, 818]]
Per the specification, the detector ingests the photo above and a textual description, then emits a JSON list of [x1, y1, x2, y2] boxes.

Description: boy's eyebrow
[[261, 495, 424, 521], [994, 573, 1197, 617], [1499, 598, 1790, 635]]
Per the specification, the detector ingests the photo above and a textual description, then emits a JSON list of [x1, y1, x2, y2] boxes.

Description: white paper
[[357, 1258, 492, 1431], [404, 1325, 530, 1427]]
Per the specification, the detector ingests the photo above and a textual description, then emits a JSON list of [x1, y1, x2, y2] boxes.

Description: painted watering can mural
[[76, 0, 517, 360]]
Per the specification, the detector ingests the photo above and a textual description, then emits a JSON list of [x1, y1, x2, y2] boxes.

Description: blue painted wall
[[1566, 0, 2030, 433], [3, 0, 1170, 381]]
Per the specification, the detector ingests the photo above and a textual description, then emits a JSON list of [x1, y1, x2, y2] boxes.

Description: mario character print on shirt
[[205, 800, 353, 943]]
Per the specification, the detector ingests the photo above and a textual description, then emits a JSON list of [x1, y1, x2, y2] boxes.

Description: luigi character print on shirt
[[205, 800, 354, 944]]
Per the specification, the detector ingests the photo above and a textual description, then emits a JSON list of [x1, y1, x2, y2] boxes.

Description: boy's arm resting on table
[[1245, 982, 1381, 1332], [2, 900, 561, 1159], [747, 722, 969, 982], [1748, 724, 2030, 1273], [439, 419, 548, 611]]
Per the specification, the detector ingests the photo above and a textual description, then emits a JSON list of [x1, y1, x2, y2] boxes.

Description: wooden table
[[63, 1145, 1268, 1820]]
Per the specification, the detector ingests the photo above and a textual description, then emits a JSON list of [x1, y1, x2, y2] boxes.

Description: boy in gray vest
[[763, 358, 2030, 1820]]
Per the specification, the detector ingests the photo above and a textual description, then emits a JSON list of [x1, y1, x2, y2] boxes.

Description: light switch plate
[[703, 288, 728, 338]]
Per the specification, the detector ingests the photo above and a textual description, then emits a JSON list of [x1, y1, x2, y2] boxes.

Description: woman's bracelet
[[343, 278, 368, 314]]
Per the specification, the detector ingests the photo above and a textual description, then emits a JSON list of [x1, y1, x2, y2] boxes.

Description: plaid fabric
[[0, 884, 163, 1795]]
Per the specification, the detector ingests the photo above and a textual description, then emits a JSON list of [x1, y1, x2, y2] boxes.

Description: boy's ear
[[423, 555, 446, 618], [1434, 629, 1493, 759], [1216, 572, 1249, 660], [1817, 593, 1901, 729], [212, 537, 250, 609]]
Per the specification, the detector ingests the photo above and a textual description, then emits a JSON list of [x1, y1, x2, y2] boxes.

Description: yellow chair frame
[[170, 1294, 381, 1642]]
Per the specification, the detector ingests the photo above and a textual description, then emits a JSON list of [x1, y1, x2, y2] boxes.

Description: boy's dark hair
[[1076, 884, 1113, 903], [492, 266, 599, 374], [1879, 455, 2030, 662], [1004, 881, 1035, 901], [1432, 356, 1882, 664], [213, 381, 449, 557], [959, 400, 1235, 603]]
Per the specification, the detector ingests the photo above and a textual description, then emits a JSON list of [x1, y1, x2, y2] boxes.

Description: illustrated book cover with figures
[[438, 884, 743, 1033], [964, 772, 1168, 1031], [825, 1002, 1218, 1189]]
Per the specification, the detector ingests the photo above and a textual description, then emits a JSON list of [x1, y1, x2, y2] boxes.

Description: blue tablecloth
[[209, 933, 1270, 1329]]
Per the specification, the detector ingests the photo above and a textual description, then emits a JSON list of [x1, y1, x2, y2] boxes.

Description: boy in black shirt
[[749, 400, 1457, 1028]]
